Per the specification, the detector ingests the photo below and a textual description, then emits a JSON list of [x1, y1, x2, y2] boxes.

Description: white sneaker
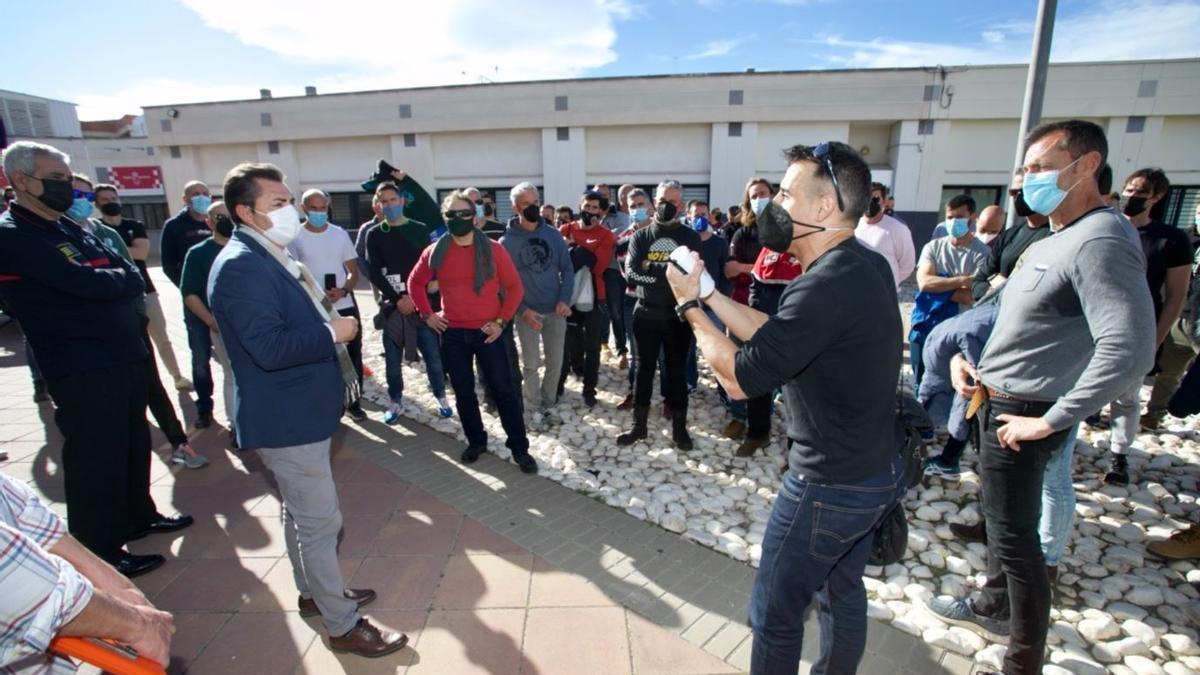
[[171, 443, 209, 469], [174, 377, 194, 392]]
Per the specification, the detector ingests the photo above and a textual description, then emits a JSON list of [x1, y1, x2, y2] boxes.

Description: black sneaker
[[345, 404, 367, 422], [926, 597, 1010, 644], [515, 454, 538, 474], [194, 412, 213, 429], [583, 392, 597, 407], [949, 521, 987, 544], [461, 445, 486, 464], [1104, 454, 1130, 485]]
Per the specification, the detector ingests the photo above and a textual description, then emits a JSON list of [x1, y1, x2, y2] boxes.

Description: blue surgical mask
[[692, 215, 710, 233], [474, 203, 485, 219], [1021, 157, 1083, 216], [66, 197, 93, 221], [948, 218, 970, 239], [190, 194, 212, 214], [306, 211, 329, 228], [631, 207, 647, 222], [750, 197, 770, 217], [382, 203, 405, 222]]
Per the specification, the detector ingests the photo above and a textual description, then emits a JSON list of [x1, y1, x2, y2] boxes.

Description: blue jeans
[[685, 308, 724, 392], [382, 322, 446, 404], [443, 328, 529, 456], [1040, 424, 1079, 567], [185, 311, 214, 415], [749, 457, 905, 675], [909, 335, 926, 396]]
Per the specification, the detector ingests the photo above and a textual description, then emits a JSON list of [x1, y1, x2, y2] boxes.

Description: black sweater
[[0, 205, 147, 377], [160, 209, 212, 286], [625, 219, 701, 320], [365, 219, 440, 311]]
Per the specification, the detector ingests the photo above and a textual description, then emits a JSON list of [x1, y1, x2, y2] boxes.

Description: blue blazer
[[209, 230, 343, 449]]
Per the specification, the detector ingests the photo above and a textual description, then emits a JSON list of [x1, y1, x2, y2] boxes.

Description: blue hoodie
[[501, 217, 574, 315]]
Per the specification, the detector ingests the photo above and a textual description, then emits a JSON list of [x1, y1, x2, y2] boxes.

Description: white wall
[[430, 129, 542, 187], [585, 124, 711, 185]]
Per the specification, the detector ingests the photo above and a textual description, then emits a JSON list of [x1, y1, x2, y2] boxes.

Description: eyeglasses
[[445, 208, 474, 220], [72, 189, 95, 202], [812, 142, 845, 213]]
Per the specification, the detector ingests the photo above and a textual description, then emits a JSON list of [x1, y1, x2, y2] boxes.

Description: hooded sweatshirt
[[501, 217, 574, 315]]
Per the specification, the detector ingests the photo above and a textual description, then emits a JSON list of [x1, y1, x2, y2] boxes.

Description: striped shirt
[[1, 474, 93, 674]]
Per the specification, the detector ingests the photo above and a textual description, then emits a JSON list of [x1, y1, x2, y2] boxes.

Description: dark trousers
[[973, 396, 1071, 675], [559, 305, 607, 398], [444, 328, 529, 456], [603, 269, 627, 353], [747, 394, 772, 439], [141, 320, 188, 447], [632, 314, 692, 413], [45, 361, 157, 561], [480, 323, 522, 414], [749, 457, 905, 674], [185, 311, 214, 415], [336, 304, 363, 407]]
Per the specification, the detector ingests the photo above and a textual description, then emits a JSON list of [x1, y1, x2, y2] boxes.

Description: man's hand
[[949, 353, 979, 397], [521, 308, 544, 330], [665, 251, 702, 303], [427, 280, 439, 294], [395, 295, 416, 315], [995, 415, 1054, 452], [989, 274, 1007, 289], [331, 317, 359, 343], [555, 301, 572, 317], [481, 321, 503, 344], [425, 313, 449, 333], [325, 288, 347, 303], [112, 585, 152, 609], [206, 320, 220, 335], [389, 169, 407, 183], [129, 604, 175, 667]]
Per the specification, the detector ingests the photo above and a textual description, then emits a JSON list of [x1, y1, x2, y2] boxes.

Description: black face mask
[[483, 203, 494, 217], [448, 217, 475, 237], [757, 200, 844, 253], [521, 203, 541, 223], [27, 174, 74, 213], [99, 202, 123, 217], [1013, 189, 1035, 218], [655, 201, 678, 223], [212, 214, 234, 238], [579, 211, 597, 227], [866, 197, 882, 219], [1122, 195, 1149, 217]]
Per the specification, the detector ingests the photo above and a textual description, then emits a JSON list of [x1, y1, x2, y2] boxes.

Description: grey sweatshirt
[[978, 206, 1155, 431], [500, 219, 574, 315]]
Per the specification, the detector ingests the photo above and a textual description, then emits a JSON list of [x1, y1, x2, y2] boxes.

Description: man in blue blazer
[[209, 163, 406, 658]]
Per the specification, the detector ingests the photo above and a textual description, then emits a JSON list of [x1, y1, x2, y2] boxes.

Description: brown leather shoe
[[298, 588, 377, 618], [329, 618, 408, 658]]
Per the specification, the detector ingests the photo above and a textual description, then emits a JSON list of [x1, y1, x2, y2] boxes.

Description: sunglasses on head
[[72, 189, 95, 201], [445, 208, 474, 220], [812, 142, 845, 213]]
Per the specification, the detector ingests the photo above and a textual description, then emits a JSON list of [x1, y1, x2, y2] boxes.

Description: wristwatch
[[675, 299, 702, 321], [494, 318, 506, 329]]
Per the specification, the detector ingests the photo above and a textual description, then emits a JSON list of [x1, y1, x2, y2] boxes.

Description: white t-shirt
[[287, 224, 358, 311], [854, 214, 916, 290]]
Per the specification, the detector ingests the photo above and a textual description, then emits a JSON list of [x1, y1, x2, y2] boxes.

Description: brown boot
[[736, 435, 770, 458], [299, 588, 377, 618], [329, 618, 408, 658]]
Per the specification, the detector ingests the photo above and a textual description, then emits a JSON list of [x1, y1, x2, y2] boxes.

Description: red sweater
[[408, 239, 523, 329], [559, 221, 615, 301]]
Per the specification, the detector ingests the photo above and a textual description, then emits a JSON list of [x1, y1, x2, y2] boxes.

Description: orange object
[[363, 365, 374, 377], [49, 636, 164, 675]]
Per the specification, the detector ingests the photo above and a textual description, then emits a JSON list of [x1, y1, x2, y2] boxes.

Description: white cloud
[[73, 79, 266, 121], [818, 0, 1200, 68], [74, 0, 630, 119], [685, 38, 743, 60]]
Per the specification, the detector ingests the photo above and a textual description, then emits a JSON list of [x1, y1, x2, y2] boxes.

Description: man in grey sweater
[[929, 120, 1155, 675], [501, 182, 574, 417]]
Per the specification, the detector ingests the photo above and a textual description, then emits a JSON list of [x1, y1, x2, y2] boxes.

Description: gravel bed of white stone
[[357, 313, 1200, 674]]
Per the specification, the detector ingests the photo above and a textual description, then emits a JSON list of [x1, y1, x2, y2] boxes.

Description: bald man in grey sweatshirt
[[931, 120, 1155, 675]]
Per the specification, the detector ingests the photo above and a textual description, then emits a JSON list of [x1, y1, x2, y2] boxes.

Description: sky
[[6, 0, 1200, 121]]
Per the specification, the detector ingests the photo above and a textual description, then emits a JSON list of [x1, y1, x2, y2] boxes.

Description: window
[[329, 192, 379, 237], [556, 127, 570, 141], [917, 119, 935, 135], [260, 112, 272, 127], [267, 141, 280, 155], [1126, 116, 1146, 134], [728, 122, 743, 137], [1163, 186, 1200, 231], [160, 119, 172, 132], [939, 185, 1003, 212], [728, 89, 744, 105], [403, 133, 416, 147], [169, 146, 181, 159], [398, 104, 412, 119], [554, 96, 568, 111]]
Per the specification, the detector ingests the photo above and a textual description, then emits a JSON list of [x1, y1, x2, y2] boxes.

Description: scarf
[[238, 228, 361, 409], [430, 227, 494, 295]]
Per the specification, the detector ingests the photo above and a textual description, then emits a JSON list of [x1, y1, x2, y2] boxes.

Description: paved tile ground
[[0, 265, 975, 674]]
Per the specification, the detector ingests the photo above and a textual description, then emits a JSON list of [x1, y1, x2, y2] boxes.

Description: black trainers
[[345, 404, 367, 422], [515, 454, 538, 474], [194, 411, 213, 429], [927, 597, 1010, 644], [461, 445, 486, 464], [1104, 454, 1130, 485], [582, 392, 597, 408]]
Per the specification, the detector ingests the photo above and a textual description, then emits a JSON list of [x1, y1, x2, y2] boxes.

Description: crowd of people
[[1, 115, 1199, 674]]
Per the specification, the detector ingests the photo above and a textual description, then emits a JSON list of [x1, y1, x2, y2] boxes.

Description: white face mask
[[254, 204, 302, 247], [977, 231, 998, 245]]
